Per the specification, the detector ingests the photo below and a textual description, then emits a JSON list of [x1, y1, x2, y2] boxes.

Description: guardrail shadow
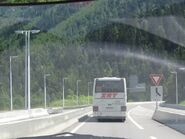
[[19, 132, 126, 139], [78, 115, 126, 123]]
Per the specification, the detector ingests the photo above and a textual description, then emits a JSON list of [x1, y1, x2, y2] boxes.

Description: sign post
[[156, 88, 158, 110], [150, 74, 163, 111], [155, 87, 161, 110]]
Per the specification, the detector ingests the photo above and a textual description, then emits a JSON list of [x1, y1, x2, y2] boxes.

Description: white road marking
[[64, 115, 69, 120], [127, 106, 144, 130], [70, 119, 88, 133], [89, 114, 93, 117], [64, 115, 91, 136], [64, 134, 73, 136], [150, 136, 157, 139], [57, 134, 73, 137]]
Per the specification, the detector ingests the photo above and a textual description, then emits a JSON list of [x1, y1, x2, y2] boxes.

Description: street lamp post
[[171, 71, 178, 104], [179, 68, 185, 100], [44, 74, 50, 109], [62, 77, 68, 108], [15, 30, 40, 110], [76, 80, 81, 105], [9, 56, 18, 111], [88, 82, 92, 105]]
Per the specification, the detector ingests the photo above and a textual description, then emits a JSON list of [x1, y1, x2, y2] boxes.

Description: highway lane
[[22, 102, 185, 139]]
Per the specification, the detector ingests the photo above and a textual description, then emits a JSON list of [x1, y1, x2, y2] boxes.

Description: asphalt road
[[21, 102, 185, 139]]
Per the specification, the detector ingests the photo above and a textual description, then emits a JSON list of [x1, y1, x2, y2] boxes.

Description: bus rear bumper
[[93, 111, 126, 120]]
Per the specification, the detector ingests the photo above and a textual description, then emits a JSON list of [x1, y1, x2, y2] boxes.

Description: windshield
[[95, 80, 124, 93], [0, 0, 185, 139]]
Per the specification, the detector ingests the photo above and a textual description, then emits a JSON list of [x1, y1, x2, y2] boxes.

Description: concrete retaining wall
[[0, 108, 48, 123], [160, 103, 185, 110], [0, 107, 91, 139], [152, 109, 185, 134]]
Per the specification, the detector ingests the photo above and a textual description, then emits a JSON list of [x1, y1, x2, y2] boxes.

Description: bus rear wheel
[[97, 118, 102, 122], [122, 117, 126, 122]]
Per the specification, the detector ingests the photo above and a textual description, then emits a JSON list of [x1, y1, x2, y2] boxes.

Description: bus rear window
[[95, 80, 124, 93]]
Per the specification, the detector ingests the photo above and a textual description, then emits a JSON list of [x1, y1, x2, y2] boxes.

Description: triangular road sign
[[150, 74, 163, 86]]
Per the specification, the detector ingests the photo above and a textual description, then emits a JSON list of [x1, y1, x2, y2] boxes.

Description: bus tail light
[[93, 106, 99, 112], [121, 106, 126, 111]]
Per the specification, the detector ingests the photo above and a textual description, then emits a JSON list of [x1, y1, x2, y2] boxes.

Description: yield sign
[[150, 74, 163, 86]]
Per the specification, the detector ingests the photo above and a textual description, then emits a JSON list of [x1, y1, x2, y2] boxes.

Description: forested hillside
[[0, 0, 185, 110]]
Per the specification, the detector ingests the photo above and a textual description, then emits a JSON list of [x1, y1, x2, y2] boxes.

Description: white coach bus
[[93, 77, 127, 121]]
